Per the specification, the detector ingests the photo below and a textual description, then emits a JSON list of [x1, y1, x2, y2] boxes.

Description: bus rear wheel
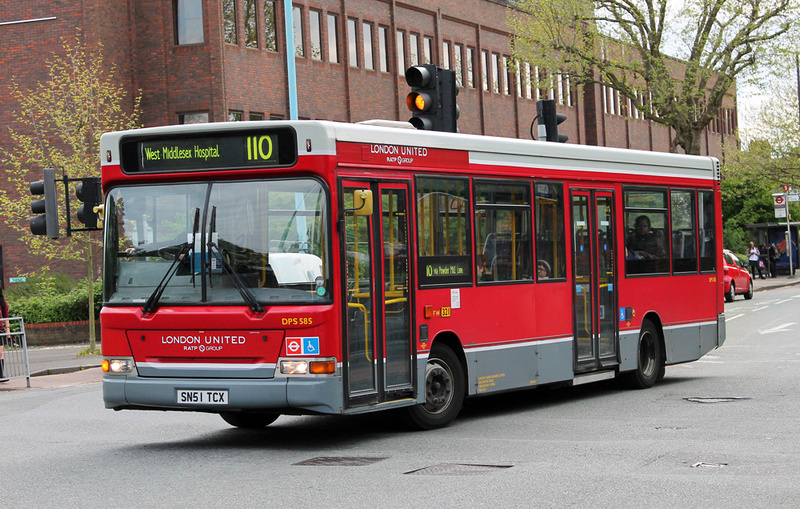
[[405, 345, 464, 430], [624, 320, 663, 389], [220, 412, 280, 428]]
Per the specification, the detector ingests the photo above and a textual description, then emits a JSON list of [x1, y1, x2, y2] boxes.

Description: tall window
[[491, 53, 499, 93], [327, 14, 339, 63], [466, 47, 475, 88], [534, 182, 566, 280], [396, 30, 405, 75], [481, 50, 489, 91], [223, 0, 237, 44], [244, 0, 257, 48], [264, 1, 277, 51], [378, 26, 389, 72], [453, 44, 463, 87], [474, 180, 533, 283], [442, 41, 451, 69], [362, 22, 374, 70], [175, 0, 204, 45], [409, 33, 419, 66], [293, 6, 304, 56], [179, 112, 209, 124], [671, 190, 697, 273], [423, 36, 432, 64], [309, 10, 322, 59], [699, 190, 716, 272], [228, 111, 243, 121], [347, 18, 358, 67]]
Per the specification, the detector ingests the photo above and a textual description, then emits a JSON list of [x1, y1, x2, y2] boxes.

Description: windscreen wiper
[[142, 208, 200, 316], [206, 206, 265, 314]]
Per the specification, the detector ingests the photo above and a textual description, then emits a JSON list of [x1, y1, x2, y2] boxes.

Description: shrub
[[6, 275, 101, 324]]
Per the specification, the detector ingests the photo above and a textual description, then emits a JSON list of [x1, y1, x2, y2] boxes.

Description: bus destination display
[[121, 128, 297, 173]]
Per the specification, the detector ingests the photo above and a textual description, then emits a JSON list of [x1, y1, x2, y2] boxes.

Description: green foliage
[[7, 277, 102, 325]]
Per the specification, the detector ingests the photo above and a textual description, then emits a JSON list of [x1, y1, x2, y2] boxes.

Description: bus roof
[[100, 120, 719, 181]]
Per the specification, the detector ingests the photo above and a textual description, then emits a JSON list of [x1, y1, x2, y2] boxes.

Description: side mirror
[[352, 190, 373, 216]]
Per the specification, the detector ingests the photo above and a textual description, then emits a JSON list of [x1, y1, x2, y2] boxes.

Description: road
[[1, 285, 799, 508]]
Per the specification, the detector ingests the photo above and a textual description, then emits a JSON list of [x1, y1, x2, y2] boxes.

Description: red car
[[723, 249, 753, 302]]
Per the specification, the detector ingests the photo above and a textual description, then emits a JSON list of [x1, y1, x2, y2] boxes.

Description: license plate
[[176, 389, 229, 405]]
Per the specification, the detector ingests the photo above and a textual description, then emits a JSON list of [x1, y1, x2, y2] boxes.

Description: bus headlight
[[102, 357, 136, 374], [279, 358, 337, 375]]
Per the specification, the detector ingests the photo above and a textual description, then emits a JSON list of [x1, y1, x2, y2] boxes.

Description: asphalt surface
[[1, 272, 798, 392]]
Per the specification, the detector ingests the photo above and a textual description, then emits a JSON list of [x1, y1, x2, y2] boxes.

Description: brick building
[[0, 0, 737, 284]]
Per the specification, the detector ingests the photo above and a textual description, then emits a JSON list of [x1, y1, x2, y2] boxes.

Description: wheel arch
[[429, 331, 468, 392]]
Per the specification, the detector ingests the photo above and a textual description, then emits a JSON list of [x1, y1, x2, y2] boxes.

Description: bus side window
[[671, 189, 697, 273], [473, 179, 532, 283], [534, 181, 566, 281], [624, 188, 669, 275]]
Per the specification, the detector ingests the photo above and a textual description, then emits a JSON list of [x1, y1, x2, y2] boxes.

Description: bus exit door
[[342, 181, 415, 408], [571, 190, 618, 373]]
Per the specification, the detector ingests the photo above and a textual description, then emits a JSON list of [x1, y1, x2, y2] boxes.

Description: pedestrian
[[769, 243, 780, 277], [0, 286, 9, 382], [747, 241, 764, 279]]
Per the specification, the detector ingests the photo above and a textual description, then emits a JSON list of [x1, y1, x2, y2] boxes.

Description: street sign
[[775, 207, 787, 218], [774, 195, 786, 207], [783, 184, 790, 192], [788, 193, 800, 202]]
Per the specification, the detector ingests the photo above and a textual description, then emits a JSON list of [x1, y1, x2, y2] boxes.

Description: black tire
[[405, 345, 465, 430], [624, 320, 663, 389], [725, 281, 735, 302], [220, 412, 280, 429], [743, 279, 754, 300]]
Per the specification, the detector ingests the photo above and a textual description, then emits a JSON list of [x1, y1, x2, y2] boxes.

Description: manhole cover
[[404, 463, 513, 476], [294, 456, 387, 467], [684, 397, 751, 404]]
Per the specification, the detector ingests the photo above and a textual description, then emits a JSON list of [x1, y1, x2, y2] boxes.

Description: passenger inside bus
[[627, 215, 665, 260]]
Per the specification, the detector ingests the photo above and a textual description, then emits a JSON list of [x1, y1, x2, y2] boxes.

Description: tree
[[0, 32, 141, 351], [508, 0, 798, 155]]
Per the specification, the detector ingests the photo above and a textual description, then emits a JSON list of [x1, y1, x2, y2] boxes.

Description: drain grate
[[404, 463, 513, 476], [294, 456, 387, 467], [684, 397, 751, 404]]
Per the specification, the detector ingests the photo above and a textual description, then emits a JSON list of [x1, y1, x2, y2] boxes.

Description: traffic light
[[405, 65, 459, 132], [30, 168, 59, 239], [75, 177, 102, 229], [536, 99, 568, 142]]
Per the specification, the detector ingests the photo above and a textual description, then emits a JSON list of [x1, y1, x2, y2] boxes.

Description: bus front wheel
[[624, 320, 663, 389], [405, 345, 465, 430], [220, 412, 280, 428]]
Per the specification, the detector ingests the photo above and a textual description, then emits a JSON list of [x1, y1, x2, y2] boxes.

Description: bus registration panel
[[177, 389, 229, 405]]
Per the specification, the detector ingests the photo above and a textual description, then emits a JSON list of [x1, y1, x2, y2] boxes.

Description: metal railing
[[1, 317, 31, 387]]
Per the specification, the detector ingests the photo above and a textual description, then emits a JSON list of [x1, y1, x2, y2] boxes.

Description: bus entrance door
[[342, 181, 414, 408], [571, 190, 618, 373]]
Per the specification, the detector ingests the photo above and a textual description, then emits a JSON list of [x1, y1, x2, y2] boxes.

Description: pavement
[[1, 273, 798, 392]]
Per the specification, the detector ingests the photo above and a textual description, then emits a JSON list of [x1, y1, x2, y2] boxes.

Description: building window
[[228, 110, 243, 121], [179, 112, 209, 124], [491, 53, 500, 93], [396, 30, 405, 75], [293, 6, 304, 57], [454, 44, 463, 88], [269, 113, 284, 120], [309, 10, 322, 59], [362, 22, 374, 70], [347, 18, 358, 67], [524, 63, 532, 99], [249, 112, 263, 120], [223, 0, 237, 44], [442, 41, 450, 69], [409, 33, 419, 66], [327, 14, 339, 63], [378, 26, 389, 72], [264, 0, 278, 51], [482, 50, 489, 92], [244, 0, 257, 48], [423, 36, 432, 64], [466, 47, 475, 88], [175, 0, 204, 45]]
